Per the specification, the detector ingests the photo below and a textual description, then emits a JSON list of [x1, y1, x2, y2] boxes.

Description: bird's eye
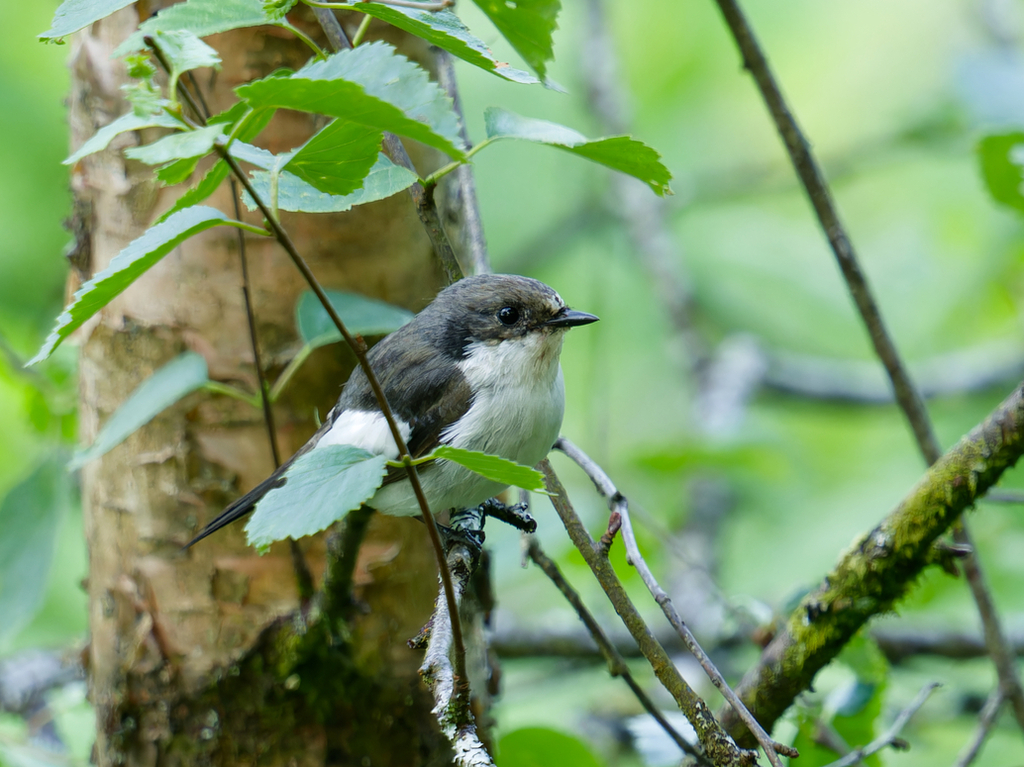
[[497, 306, 520, 325]]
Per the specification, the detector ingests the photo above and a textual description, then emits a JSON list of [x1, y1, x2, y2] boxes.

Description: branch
[[953, 689, 1004, 767], [709, 0, 1024, 736], [417, 508, 492, 765], [526, 537, 703, 762], [434, 49, 490, 277], [554, 439, 795, 767], [539, 459, 760, 767], [717, 380, 1024, 741], [822, 682, 940, 767]]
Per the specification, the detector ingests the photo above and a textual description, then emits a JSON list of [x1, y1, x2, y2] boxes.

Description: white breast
[[369, 331, 567, 517]]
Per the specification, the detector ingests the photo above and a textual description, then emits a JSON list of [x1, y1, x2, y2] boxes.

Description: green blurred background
[[4, 0, 1024, 765]]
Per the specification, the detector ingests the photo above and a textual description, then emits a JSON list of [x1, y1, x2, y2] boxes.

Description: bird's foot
[[477, 497, 537, 534], [440, 506, 486, 557]]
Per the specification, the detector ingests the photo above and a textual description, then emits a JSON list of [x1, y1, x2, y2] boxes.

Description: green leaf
[[977, 132, 1024, 214], [155, 156, 197, 185], [157, 160, 232, 223], [237, 42, 466, 160], [245, 446, 389, 549], [497, 727, 604, 767], [296, 288, 413, 345], [29, 206, 261, 365], [65, 110, 182, 165], [211, 101, 277, 142], [433, 446, 548, 493], [123, 80, 167, 118], [471, 0, 560, 81], [70, 352, 210, 470], [484, 107, 672, 196], [284, 120, 383, 196], [115, 0, 280, 56], [40, 0, 136, 41], [0, 459, 71, 647], [344, 4, 538, 84], [124, 124, 225, 166], [148, 29, 220, 79], [245, 153, 417, 214], [264, 0, 298, 22]]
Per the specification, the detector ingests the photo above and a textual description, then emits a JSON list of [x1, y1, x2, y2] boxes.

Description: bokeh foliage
[[4, 0, 1024, 765]]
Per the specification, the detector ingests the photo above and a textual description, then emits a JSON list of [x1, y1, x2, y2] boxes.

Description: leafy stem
[[351, 14, 373, 47], [202, 380, 261, 408], [280, 20, 327, 59], [420, 138, 495, 190]]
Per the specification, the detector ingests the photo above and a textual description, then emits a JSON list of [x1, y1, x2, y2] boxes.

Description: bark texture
[[70, 6, 453, 764]]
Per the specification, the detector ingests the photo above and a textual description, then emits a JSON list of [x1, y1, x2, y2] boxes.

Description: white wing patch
[[315, 409, 412, 459]]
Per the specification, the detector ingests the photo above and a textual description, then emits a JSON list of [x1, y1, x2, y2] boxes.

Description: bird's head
[[427, 274, 599, 362]]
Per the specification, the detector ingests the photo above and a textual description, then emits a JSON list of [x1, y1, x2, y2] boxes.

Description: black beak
[[544, 307, 600, 328]]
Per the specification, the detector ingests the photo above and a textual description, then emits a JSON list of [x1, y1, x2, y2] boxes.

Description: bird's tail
[[184, 472, 287, 548]]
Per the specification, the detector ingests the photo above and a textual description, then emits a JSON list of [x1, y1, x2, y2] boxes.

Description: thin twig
[[180, 57, 317, 602], [306, 5, 476, 728], [145, 35, 468, 707], [539, 459, 760, 767], [309, 7, 465, 283], [823, 682, 940, 767], [434, 49, 489, 277], [553, 438, 794, 767], [710, 0, 1024, 735], [526, 537, 704, 762], [953, 689, 1004, 767]]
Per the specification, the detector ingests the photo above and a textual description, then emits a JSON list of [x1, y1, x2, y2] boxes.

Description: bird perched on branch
[[187, 273, 598, 546]]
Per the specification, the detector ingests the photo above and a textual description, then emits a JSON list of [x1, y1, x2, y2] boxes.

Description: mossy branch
[[720, 380, 1024, 743]]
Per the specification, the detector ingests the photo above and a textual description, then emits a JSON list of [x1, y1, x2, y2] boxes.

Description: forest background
[[2, 0, 1024, 765]]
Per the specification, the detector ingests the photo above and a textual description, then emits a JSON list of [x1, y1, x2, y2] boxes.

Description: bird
[[186, 273, 598, 547]]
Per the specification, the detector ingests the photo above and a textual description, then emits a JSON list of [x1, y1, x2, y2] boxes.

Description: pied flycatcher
[[187, 274, 598, 546]]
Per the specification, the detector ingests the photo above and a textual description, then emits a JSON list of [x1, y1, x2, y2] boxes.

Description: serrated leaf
[[433, 445, 547, 492], [157, 160, 232, 223], [115, 0, 279, 56], [125, 124, 225, 166], [245, 446, 388, 549], [70, 353, 210, 470], [149, 29, 220, 79], [238, 42, 466, 160], [296, 288, 413, 346], [484, 107, 672, 196], [40, 0, 136, 41], [471, 0, 560, 80], [29, 206, 260, 365], [229, 140, 277, 170], [0, 459, 71, 647], [264, 0, 298, 22], [65, 110, 182, 165], [244, 153, 417, 213], [284, 120, 382, 196], [977, 132, 1024, 214], [344, 4, 538, 84]]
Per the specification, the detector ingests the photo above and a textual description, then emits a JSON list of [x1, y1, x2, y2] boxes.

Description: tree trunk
[[69, 5, 453, 764]]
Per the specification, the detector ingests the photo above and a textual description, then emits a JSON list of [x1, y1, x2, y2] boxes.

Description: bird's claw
[[477, 498, 536, 533]]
